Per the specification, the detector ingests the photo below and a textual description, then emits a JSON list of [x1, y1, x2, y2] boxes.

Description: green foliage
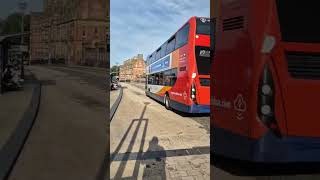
[[0, 19, 3, 33], [111, 65, 120, 76], [0, 13, 30, 35]]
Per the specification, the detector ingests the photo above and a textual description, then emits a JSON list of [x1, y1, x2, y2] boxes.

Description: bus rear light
[[257, 65, 281, 137], [192, 73, 197, 79], [261, 84, 272, 95], [261, 35, 276, 54], [261, 105, 271, 115], [191, 83, 197, 102]]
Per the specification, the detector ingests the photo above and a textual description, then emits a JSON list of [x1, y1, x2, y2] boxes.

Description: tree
[[0, 13, 30, 35], [111, 65, 120, 76], [0, 18, 3, 33]]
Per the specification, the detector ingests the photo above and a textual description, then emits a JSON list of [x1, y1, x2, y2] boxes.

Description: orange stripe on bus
[[156, 86, 172, 95]]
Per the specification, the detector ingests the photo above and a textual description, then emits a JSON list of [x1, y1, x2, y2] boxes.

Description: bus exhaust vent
[[223, 16, 244, 31], [286, 52, 320, 80]]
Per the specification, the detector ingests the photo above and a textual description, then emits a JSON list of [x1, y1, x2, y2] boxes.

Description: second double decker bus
[[145, 16, 210, 113], [212, 0, 320, 164]]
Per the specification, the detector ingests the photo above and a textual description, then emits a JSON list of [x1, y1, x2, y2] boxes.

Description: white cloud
[[110, 0, 210, 66]]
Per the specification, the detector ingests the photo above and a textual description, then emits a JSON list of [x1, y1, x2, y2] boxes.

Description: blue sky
[[0, 0, 43, 18], [110, 0, 210, 66]]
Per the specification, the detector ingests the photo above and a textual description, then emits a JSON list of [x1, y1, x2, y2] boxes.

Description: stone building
[[30, 0, 109, 67], [29, 12, 49, 64], [119, 54, 145, 82]]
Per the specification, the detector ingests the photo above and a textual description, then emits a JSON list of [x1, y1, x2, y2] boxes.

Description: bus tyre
[[164, 94, 171, 110]]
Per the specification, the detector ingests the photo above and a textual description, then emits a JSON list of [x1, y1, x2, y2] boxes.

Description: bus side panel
[[212, 0, 251, 138], [169, 42, 192, 107]]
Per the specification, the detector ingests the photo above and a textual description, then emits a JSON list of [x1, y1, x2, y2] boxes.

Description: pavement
[[0, 70, 40, 179], [8, 65, 108, 180], [0, 76, 34, 149], [128, 82, 145, 91], [110, 83, 210, 180], [110, 89, 120, 108]]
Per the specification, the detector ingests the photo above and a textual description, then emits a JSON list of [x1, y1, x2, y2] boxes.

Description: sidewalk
[[0, 70, 41, 179], [110, 83, 210, 179], [128, 82, 145, 91], [110, 89, 121, 108]]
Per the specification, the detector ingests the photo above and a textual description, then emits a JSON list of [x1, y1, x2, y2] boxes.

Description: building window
[[82, 26, 86, 38]]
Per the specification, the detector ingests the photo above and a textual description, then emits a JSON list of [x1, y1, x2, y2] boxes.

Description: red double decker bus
[[145, 16, 210, 113], [211, 0, 320, 163]]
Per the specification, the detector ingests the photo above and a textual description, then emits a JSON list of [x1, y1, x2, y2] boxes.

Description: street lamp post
[[19, 0, 27, 79]]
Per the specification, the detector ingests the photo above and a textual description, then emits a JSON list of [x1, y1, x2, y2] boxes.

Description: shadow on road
[[141, 137, 166, 179], [111, 102, 150, 179], [110, 101, 210, 179]]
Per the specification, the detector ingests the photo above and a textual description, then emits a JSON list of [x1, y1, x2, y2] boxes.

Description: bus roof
[[146, 16, 209, 65]]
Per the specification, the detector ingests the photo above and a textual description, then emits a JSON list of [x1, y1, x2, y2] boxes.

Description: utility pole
[[19, 0, 27, 79]]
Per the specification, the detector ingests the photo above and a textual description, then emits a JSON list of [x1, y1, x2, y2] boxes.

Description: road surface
[[8, 65, 108, 180], [110, 83, 210, 179]]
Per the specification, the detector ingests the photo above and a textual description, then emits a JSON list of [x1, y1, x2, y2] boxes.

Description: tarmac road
[[8, 65, 108, 180]]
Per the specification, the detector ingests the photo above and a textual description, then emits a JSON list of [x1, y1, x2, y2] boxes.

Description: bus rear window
[[199, 78, 210, 87], [195, 46, 210, 75], [196, 18, 210, 35], [276, 1, 320, 43]]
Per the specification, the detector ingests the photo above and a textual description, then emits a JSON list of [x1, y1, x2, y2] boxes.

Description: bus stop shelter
[[0, 33, 29, 94]]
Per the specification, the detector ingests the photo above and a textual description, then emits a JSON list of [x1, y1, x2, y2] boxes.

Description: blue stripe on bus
[[150, 55, 171, 74], [212, 127, 320, 163]]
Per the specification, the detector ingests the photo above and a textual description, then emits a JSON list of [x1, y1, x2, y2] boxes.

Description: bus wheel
[[164, 94, 171, 110]]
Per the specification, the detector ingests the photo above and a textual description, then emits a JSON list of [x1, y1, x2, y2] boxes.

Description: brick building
[[30, 12, 49, 63], [30, 0, 109, 67], [119, 54, 145, 82]]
